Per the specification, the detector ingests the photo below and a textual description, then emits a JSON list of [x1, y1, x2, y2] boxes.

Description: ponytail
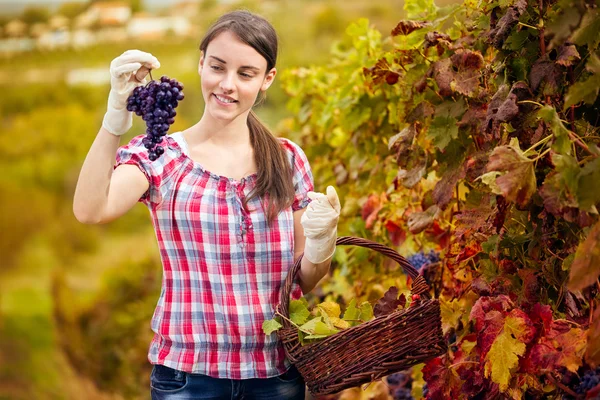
[[244, 110, 295, 226]]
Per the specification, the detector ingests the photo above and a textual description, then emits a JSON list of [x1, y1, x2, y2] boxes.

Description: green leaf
[[480, 171, 503, 195], [343, 298, 361, 322], [359, 301, 374, 321], [428, 115, 459, 150], [289, 299, 310, 325], [571, 9, 600, 49], [537, 106, 571, 155], [303, 334, 328, 340], [262, 318, 282, 335], [577, 158, 600, 212], [404, 0, 437, 19], [564, 75, 600, 109]]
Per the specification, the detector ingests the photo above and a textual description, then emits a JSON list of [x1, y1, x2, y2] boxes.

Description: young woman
[[73, 10, 341, 400]]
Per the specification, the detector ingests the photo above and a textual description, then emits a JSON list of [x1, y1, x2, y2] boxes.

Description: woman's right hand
[[102, 50, 160, 136]]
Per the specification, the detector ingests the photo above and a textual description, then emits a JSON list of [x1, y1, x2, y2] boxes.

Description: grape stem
[[544, 372, 578, 397], [274, 309, 303, 331]]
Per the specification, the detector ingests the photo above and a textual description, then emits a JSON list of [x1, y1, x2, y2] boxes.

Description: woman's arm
[[293, 208, 333, 294], [73, 127, 149, 224]]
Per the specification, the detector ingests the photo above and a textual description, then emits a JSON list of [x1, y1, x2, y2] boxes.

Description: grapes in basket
[[126, 75, 184, 161], [263, 286, 421, 344]]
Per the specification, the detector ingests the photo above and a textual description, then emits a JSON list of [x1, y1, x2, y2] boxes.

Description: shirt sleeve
[[280, 138, 314, 211], [114, 134, 161, 207]]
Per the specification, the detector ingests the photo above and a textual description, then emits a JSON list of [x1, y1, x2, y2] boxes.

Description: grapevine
[[281, 0, 600, 398], [126, 73, 184, 161]]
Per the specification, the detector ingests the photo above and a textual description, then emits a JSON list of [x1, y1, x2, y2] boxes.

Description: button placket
[[231, 180, 252, 242]]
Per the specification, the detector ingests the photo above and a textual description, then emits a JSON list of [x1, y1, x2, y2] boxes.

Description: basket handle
[[279, 236, 432, 320]]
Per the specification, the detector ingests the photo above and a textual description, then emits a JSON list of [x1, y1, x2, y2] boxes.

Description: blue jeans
[[150, 364, 306, 400]]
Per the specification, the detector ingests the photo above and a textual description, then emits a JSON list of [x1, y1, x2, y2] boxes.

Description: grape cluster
[[576, 368, 600, 395], [126, 75, 184, 161], [407, 250, 441, 270], [392, 387, 414, 400], [386, 372, 414, 400]]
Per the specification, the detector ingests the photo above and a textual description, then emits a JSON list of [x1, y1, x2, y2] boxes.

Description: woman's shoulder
[[277, 136, 306, 157]]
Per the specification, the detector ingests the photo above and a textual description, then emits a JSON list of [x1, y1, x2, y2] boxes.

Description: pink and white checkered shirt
[[114, 131, 312, 379]]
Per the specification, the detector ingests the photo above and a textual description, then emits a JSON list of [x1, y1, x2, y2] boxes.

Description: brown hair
[[199, 10, 295, 225]]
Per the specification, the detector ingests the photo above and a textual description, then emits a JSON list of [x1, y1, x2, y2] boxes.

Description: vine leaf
[[488, 7, 520, 48], [407, 205, 441, 234], [262, 318, 282, 335], [373, 286, 405, 317], [290, 298, 310, 325], [391, 20, 431, 36], [537, 106, 571, 155], [363, 58, 401, 86], [486, 138, 536, 207], [484, 314, 532, 392], [567, 220, 600, 291], [433, 163, 466, 209], [529, 57, 561, 94], [428, 115, 459, 150], [586, 305, 600, 368], [539, 154, 580, 216], [450, 49, 484, 96], [556, 44, 581, 67], [343, 298, 361, 323], [577, 158, 600, 213]]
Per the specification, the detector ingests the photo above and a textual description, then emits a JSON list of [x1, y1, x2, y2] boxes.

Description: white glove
[[102, 50, 160, 136], [301, 186, 341, 264]]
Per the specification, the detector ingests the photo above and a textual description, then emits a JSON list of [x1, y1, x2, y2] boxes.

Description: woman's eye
[[240, 73, 252, 78], [210, 65, 222, 71]]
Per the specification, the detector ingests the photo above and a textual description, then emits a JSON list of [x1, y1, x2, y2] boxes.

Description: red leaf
[[422, 356, 462, 399], [361, 193, 385, 229], [456, 241, 482, 263], [384, 220, 406, 247]]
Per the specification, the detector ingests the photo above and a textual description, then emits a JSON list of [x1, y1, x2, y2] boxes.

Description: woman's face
[[199, 30, 276, 123]]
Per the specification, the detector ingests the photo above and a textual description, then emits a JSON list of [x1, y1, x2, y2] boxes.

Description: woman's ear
[[261, 67, 277, 91], [198, 53, 204, 75]]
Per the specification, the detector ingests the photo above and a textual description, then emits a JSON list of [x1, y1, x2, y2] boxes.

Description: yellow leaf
[[553, 328, 587, 372], [440, 298, 462, 334], [484, 316, 527, 392], [331, 317, 350, 330], [318, 301, 341, 318]]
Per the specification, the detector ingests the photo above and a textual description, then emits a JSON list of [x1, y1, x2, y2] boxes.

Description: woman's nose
[[219, 73, 235, 92]]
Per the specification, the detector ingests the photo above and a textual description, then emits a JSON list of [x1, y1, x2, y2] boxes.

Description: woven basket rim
[[278, 236, 433, 323]]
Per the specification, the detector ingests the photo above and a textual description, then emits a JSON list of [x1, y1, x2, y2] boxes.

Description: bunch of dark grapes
[[407, 250, 441, 270], [386, 372, 413, 400], [392, 387, 414, 400], [576, 367, 600, 396], [126, 75, 184, 161]]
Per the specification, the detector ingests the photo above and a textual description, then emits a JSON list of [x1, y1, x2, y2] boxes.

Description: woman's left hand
[[300, 186, 341, 264]]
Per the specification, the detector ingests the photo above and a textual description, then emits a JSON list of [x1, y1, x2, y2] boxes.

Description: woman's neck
[[186, 112, 251, 148]]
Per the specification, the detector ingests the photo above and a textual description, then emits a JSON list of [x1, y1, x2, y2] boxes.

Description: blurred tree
[[200, 0, 218, 12], [21, 7, 51, 25], [313, 5, 348, 37], [89, 0, 143, 13], [56, 2, 88, 20]]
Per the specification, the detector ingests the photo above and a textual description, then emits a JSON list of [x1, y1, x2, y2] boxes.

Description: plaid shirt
[[114, 131, 313, 379]]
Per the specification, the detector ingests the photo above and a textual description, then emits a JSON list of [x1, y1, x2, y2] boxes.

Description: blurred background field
[[0, 0, 458, 399]]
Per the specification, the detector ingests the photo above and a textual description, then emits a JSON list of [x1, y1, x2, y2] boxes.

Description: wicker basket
[[276, 236, 447, 396]]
